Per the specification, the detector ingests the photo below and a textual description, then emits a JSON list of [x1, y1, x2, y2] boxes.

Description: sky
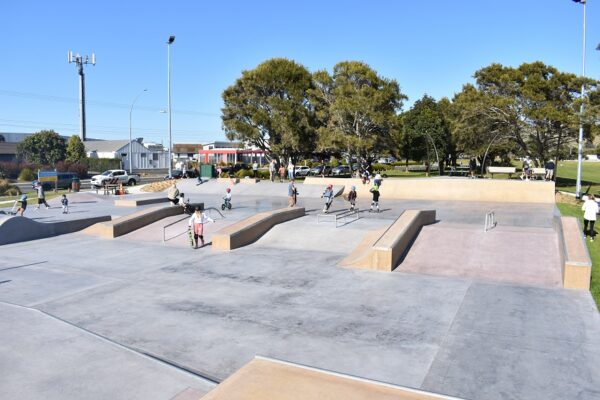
[[2, 0, 600, 145]]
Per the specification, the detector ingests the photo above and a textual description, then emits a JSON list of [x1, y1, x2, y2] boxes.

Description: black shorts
[[38, 199, 45, 205]]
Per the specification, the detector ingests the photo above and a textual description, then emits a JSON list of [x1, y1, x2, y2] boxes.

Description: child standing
[[369, 182, 380, 213], [321, 184, 334, 213], [278, 165, 286, 182], [188, 207, 215, 248], [348, 185, 357, 211], [223, 188, 232, 209], [61, 194, 69, 214]]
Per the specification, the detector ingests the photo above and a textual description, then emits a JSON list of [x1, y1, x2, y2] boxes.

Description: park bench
[[487, 166, 516, 179], [93, 178, 120, 195], [531, 167, 546, 180], [446, 166, 470, 176]]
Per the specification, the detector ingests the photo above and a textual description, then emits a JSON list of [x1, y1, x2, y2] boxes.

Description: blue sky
[[2, 0, 599, 144]]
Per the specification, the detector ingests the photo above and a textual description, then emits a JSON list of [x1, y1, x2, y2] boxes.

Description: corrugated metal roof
[[84, 140, 130, 153]]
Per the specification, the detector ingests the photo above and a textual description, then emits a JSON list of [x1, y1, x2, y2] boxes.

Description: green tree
[[221, 58, 317, 162], [65, 135, 87, 163], [17, 130, 66, 165], [455, 61, 598, 170], [309, 61, 406, 167], [402, 95, 451, 175]]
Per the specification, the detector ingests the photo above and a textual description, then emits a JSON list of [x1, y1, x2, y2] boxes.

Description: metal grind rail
[[317, 209, 360, 228], [484, 211, 496, 232], [162, 207, 225, 243]]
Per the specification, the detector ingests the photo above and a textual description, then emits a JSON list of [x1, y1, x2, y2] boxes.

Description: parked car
[[38, 172, 79, 190], [164, 169, 183, 180], [331, 165, 351, 176], [310, 165, 332, 176], [91, 169, 140, 187], [294, 166, 311, 177]]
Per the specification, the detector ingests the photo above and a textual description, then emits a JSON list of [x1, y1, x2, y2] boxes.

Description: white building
[[84, 139, 169, 171]]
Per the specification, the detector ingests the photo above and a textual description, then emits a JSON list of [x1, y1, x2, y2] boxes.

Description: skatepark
[[1, 177, 599, 400]]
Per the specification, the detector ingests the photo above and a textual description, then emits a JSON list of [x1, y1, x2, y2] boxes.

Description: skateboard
[[188, 228, 194, 248]]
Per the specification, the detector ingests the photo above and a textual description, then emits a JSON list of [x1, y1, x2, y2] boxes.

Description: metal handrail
[[163, 215, 191, 243]]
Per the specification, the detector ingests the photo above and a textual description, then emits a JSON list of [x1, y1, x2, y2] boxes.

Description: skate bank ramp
[[174, 179, 344, 198], [0, 215, 111, 245], [304, 177, 554, 203], [201, 357, 463, 400], [212, 207, 305, 250], [339, 210, 436, 271], [83, 205, 185, 238]]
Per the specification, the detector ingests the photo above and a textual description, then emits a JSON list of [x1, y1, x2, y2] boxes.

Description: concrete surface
[[560, 216, 593, 289], [0, 180, 599, 400], [0, 302, 215, 400]]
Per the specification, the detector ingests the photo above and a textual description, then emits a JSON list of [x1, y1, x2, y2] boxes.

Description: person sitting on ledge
[[167, 183, 180, 206]]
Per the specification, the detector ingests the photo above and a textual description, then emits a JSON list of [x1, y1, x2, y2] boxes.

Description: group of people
[[267, 160, 296, 182], [284, 175, 383, 213], [520, 158, 555, 181], [15, 182, 70, 216]]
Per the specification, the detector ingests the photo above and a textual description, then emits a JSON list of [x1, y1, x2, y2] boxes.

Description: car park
[[294, 166, 311, 177], [331, 165, 351, 176], [164, 169, 183, 180], [310, 165, 332, 176]]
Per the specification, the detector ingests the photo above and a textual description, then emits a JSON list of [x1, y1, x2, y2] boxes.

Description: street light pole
[[167, 35, 175, 178], [129, 89, 147, 174], [575, 0, 587, 199]]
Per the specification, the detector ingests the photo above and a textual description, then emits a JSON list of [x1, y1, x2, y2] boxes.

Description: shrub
[[0, 161, 21, 179], [371, 163, 394, 172], [18, 168, 36, 181], [235, 169, 255, 178], [330, 157, 340, 167], [0, 179, 21, 196]]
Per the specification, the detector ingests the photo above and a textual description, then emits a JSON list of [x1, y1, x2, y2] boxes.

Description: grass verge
[[556, 201, 600, 309]]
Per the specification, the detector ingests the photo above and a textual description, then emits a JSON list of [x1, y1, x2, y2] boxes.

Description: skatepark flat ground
[[1, 180, 599, 400]]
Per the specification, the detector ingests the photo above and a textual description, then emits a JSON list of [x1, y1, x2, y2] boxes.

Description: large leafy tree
[[65, 135, 87, 163], [402, 95, 451, 174], [452, 61, 599, 169], [17, 130, 66, 165], [221, 58, 316, 161], [309, 61, 406, 166]]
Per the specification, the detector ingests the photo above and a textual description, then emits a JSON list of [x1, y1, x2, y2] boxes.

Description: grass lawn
[[0, 189, 72, 204], [554, 160, 600, 195], [557, 202, 600, 309]]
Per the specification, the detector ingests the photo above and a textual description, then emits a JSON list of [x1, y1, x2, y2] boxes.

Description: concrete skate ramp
[[202, 357, 463, 400], [304, 177, 554, 203], [212, 207, 305, 250], [558, 216, 592, 290], [175, 179, 344, 198], [114, 196, 169, 207], [340, 210, 436, 272], [83, 205, 183, 238], [399, 223, 563, 287], [0, 215, 111, 245]]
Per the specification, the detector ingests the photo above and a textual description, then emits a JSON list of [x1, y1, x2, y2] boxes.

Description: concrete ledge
[[239, 178, 260, 184], [0, 215, 112, 245], [83, 205, 183, 238], [114, 196, 170, 207], [212, 207, 305, 250], [340, 210, 436, 272], [201, 356, 463, 400], [559, 216, 592, 290], [217, 177, 240, 184], [304, 177, 555, 204]]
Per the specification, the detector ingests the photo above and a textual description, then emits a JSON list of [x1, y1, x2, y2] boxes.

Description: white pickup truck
[[90, 169, 140, 188]]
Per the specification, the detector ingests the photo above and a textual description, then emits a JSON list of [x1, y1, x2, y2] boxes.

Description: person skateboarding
[[348, 185, 357, 211], [188, 207, 215, 248], [321, 184, 334, 213]]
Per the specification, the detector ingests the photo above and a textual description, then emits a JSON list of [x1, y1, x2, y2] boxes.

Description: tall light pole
[[129, 89, 147, 174], [574, 0, 587, 199], [68, 51, 95, 141], [167, 35, 175, 178]]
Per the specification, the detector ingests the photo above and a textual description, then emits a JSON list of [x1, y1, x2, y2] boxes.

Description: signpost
[[38, 170, 58, 192]]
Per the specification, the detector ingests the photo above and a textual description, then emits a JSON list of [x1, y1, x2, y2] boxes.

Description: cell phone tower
[[68, 51, 95, 141]]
